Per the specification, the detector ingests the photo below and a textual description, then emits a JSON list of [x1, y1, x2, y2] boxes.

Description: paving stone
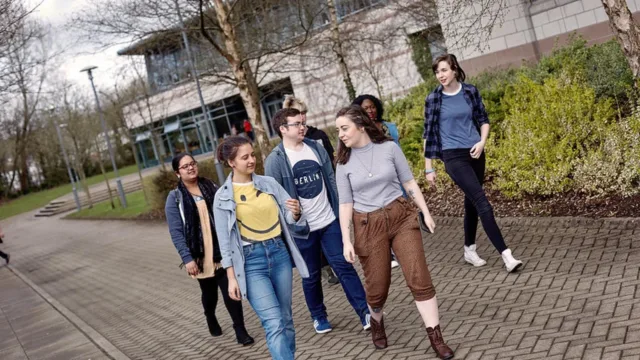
[[2, 213, 640, 359]]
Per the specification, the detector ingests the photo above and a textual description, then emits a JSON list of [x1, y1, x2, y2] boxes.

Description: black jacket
[[305, 126, 335, 165]]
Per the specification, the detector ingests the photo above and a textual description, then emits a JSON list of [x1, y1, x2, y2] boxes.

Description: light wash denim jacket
[[213, 173, 310, 300]]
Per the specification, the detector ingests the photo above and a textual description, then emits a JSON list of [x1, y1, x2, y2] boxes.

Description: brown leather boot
[[369, 316, 388, 349], [426, 325, 454, 359]]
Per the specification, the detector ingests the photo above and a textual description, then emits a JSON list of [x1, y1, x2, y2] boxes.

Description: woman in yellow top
[[213, 136, 309, 360], [165, 153, 254, 345]]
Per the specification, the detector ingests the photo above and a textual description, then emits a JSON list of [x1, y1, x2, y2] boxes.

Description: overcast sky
[[33, 0, 132, 91]]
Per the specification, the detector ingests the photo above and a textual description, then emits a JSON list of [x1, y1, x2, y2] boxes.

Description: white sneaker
[[501, 249, 523, 273], [464, 245, 487, 267], [391, 260, 400, 268]]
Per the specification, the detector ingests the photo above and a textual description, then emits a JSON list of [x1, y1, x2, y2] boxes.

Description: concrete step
[[35, 180, 145, 217]]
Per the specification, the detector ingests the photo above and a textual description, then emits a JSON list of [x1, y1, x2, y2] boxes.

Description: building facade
[[444, 0, 640, 74], [119, 0, 635, 168]]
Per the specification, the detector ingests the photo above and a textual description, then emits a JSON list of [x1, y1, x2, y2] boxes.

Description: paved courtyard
[[1, 211, 639, 360]]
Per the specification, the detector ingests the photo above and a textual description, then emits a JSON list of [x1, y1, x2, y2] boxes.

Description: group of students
[[165, 54, 523, 360]]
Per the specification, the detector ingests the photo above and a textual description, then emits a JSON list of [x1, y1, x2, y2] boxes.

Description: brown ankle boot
[[426, 325, 454, 359], [369, 316, 388, 349]]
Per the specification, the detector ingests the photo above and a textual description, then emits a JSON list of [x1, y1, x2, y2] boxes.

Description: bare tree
[[0, 1, 41, 93], [126, 58, 171, 171], [59, 85, 101, 208], [71, 0, 324, 159], [327, 0, 356, 101], [2, 20, 49, 194], [600, 0, 640, 85]]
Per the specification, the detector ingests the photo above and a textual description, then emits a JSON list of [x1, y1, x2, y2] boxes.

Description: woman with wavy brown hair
[[335, 105, 453, 359], [424, 54, 523, 272]]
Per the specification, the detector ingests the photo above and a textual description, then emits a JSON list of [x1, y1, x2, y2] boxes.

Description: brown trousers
[[353, 197, 436, 311]]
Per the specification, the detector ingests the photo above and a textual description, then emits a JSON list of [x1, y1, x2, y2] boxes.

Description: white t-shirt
[[284, 143, 336, 232]]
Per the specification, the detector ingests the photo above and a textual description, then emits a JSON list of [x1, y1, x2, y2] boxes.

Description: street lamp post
[[50, 107, 81, 211], [174, 0, 226, 186], [80, 66, 128, 208]]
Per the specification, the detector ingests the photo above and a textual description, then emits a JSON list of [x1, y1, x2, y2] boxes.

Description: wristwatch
[[424, 169, 436, 174]]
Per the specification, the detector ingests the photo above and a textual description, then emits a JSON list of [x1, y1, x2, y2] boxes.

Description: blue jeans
[[295, 219, 369, 321], [243, 238, 295, 360]]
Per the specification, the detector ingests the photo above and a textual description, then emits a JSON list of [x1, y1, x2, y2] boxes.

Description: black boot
[[206, 316, 222, 337], [234, 324, 254, 346]]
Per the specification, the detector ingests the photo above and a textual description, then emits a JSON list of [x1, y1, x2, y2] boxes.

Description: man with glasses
[[283, 95, 338, 285], [265, 108, 370, 335]]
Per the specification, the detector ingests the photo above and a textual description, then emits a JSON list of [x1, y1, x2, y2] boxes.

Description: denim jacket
[[383, 121, 400, 145], [213, 173, 310, 300], [422, 82, 490, 160], [264, 138, 339, 238], [165, 188, 193, 265]]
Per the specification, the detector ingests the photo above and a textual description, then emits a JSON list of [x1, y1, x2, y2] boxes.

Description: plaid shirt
[[422, 83, 490, 160]]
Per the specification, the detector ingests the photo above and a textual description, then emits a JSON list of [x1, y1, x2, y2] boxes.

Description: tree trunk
[[211, 0, 271, 160], [94, 140, 116, 209], [328, 0, 357, 102], [601, 0, 640, 85], [75, 164, 93, 209], [17, 149, 28, 193], [129, 135, 149, 205]]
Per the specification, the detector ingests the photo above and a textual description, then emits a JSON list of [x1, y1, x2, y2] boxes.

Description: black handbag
[[418, 212, 433, 234]]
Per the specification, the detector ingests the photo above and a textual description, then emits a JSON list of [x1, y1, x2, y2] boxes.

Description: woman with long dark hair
[[352, 94, 403, 268], [423, 54, 523, 272], [165, 153, 254, 346], [213, 136, 309, 360], [335, 106, 454, 359], [352, 94, 399, 144]]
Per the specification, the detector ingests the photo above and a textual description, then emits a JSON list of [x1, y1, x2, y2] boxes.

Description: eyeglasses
[[178, 161, 198, 171], [282, 122, 307, 129]]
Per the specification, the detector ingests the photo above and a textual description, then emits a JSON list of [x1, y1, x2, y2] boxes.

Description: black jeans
[[443, 149, 508, 253], [197, 268, 246, 334], [0, 250, 7, 261]]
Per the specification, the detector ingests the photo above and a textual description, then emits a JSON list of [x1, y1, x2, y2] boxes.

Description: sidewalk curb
[[7, 265, 131, 360]]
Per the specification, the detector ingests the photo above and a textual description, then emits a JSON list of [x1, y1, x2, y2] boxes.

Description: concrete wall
[[439, 0, 639, 75]]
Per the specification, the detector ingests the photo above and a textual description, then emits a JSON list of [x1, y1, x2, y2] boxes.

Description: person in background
[[0, 224, 9, 264], [165, 153, 254, 346], [424, 54, 523, 272], [265, 108, 371, 334], [214, 136, 309, 360], [352, 94, 399, 144], [283, 95, 339, 285], [352, 94, 402, 269], [243, 119, 255, 141], [283, 96, 336, 165], [335, 105, 454, 359]]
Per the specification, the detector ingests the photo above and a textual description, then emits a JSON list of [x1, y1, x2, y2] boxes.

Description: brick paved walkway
[[0, 266, 108, 360], [1, 213, 639, 359]]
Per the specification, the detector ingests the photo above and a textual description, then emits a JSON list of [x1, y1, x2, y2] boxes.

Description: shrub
[[386, 79, 439, 180], [492, 74, 615, 197], [144, 158, 221, 213], [522, 37, 634, 104], [573, 105, 640, 196]]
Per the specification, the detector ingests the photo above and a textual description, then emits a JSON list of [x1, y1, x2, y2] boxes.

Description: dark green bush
[[522, 37, 634, 104]]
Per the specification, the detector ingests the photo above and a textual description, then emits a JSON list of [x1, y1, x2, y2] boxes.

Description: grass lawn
[[65, 190, 151, 220], [0, 164, 140, 221]]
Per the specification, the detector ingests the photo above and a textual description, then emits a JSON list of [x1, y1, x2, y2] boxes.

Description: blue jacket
[[165, 188, 194, 265], [264, 138, 339, 238], [384, 121, 400, 145], [213, 173, 309, 300]]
